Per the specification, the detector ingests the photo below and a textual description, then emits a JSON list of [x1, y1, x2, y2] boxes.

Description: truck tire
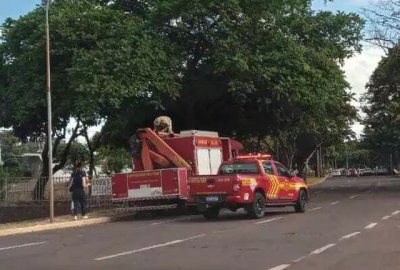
[[294, 189, 307, 213], [247, 192, 266, 219], [203, 207, 220, 219]]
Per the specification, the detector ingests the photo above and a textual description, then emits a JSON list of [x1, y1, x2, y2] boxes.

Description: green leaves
[[363, 45, 400, 155], [0, 0, 364, 169], [0, 0, 179, 140]]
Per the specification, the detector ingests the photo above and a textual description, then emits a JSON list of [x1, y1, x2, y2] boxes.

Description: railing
[[0, 176, 113, 210]]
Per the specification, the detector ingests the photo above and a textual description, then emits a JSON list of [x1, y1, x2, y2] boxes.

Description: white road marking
[[310, 243, 336, 255], [309, 207, 322, 211], [94, 234, 205, 261], [212, 228, 236, 234], [268, 264, 291, 270], [382, 215, 391, 220], [349, 195, 360, 199], [151, 217, 192, 225], [256, 217, 284, 224], [391, 210, 400, 216], [330, 201, 340, 205], [0, 242, 47, 251], [292, 256, 307, 263], [340, 232, 360, 240], [365, 223, 377, 229], [366, 190, 372, 193]]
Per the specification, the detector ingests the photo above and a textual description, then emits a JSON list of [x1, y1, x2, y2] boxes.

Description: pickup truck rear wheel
[[203, 207, 220, 219], [294, 189, 307, 213], [247, 192, 265, 219]]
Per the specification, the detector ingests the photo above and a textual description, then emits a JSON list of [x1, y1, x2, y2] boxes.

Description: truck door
[[274, 162, 293, 201], [262, 161, 279, 200]]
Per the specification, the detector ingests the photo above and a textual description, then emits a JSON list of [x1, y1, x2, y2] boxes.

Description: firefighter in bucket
[[153, 116, 174, 136]]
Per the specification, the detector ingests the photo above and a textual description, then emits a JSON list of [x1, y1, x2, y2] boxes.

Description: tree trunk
[[316, 146, 321, 177], [256, 134, 262, 152], [33, 141, 49, 200], [83, 129, 95, 180], [33, 121, 81, 200], [300, 142, 322, 179]]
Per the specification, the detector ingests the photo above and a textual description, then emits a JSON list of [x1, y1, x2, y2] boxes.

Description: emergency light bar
[[236, 153, 271, 160]]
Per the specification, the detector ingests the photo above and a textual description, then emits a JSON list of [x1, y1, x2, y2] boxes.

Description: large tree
[[0, 0, 179, 198], [362, 44, 400, 169], [102, 0, 362, 168]]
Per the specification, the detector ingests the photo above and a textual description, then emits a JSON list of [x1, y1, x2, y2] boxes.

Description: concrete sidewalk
[[0, 210, 114, 237]]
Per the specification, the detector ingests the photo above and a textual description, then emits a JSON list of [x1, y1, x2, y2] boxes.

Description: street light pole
[[45, 0, 54, 223]]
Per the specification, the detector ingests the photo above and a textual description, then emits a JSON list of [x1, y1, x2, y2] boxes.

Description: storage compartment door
[[209, 148, 222, 175], [112, 173, 128, 199], [196, 148, 211, 175], [161, 169, 179, 195]]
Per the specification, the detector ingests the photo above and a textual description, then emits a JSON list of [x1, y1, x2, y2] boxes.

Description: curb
[[0, 216, 113, 237]]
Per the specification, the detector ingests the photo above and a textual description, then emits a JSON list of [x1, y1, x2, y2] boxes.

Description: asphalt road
[[1, 176, 400, 270]]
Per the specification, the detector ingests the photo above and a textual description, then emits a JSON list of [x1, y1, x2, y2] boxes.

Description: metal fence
[[0, 176, 113, 210]]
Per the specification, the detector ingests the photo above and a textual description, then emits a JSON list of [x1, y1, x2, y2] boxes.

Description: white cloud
[[342, 45, 385, 136], [344, 45, 384, 100]]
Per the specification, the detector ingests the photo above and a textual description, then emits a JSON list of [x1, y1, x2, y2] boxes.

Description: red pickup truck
[[189, 155, 309, 219]]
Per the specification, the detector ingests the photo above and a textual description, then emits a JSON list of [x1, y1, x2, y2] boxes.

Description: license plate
[[206, 196, 219, 202]]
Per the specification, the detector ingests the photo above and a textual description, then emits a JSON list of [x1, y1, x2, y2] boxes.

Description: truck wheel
[[247, 192, 265, 219], [294, 189, 307, 213], [203, 207, 220, 219]]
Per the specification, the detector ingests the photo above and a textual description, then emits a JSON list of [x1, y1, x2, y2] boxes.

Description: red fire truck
[[112, 128, 243, 213], [189, 154, 309, 219]]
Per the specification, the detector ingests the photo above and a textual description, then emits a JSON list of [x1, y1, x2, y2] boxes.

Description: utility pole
[[316, 145, 320, 177], [45, 0, 54, 223]]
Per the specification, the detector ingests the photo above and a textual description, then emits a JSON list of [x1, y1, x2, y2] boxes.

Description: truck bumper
[[194, 194, 249, 205]]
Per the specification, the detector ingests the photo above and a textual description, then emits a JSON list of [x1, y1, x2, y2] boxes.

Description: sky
[[0, 0, 386, 138], [312, 0, 385, 136], [0, 0, 40, 24]]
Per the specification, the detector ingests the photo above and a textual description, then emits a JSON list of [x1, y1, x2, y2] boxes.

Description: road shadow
[[111, 208, 201, 223], [110, 207, 295, 224], [178, 209, 294, 223]]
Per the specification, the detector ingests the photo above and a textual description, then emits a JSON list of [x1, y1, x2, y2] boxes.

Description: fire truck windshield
[[219, 163, 259, 174]]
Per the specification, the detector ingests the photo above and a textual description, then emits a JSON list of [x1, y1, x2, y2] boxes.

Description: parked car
[[375, 167, 390, 175], [331, 169, 342, 177], [346, 168, 359, 177], [361, 168, 374, 176]]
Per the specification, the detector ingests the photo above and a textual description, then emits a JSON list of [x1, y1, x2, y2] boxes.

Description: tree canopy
[[362, 44, 400, 168], [0, 0, 364, 177], [363, 0, 400, 50], [0, 0, 179, 197], [102, 0, 363, 168]]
